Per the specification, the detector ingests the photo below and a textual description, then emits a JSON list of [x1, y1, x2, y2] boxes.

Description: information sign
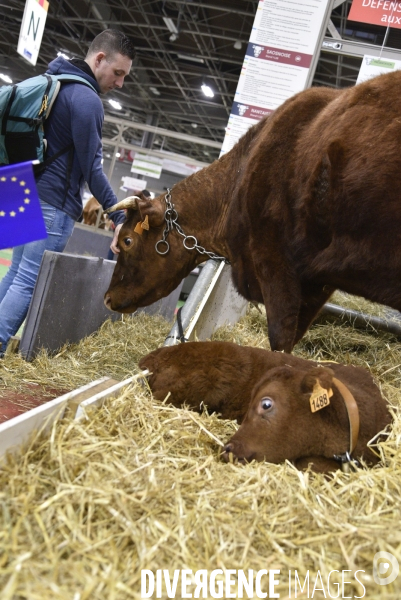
[[220, 0, 333, 156], [17, 0, 49, 66]]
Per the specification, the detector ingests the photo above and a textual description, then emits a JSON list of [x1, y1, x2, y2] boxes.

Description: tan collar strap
[[332, 377, 360, 455]]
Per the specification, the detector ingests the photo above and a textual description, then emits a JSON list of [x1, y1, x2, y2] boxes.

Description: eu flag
[[0, 161, 47, 250]]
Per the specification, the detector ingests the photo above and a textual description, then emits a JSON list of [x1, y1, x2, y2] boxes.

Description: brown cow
[[83, 196, 113, 230], [138, 341, 391, 472], [105, 72, 401, 352]]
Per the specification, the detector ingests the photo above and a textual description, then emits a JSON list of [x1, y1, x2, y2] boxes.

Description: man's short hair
[[87, 29, 135, 60]]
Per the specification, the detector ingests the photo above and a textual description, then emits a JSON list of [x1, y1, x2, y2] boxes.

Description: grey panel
[[63, 223, 115, 259], [20, 251, 183, 360], [20, 252, 121, 361]]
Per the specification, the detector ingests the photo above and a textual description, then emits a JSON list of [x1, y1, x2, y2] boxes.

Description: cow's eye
[[260, 397, 273, 411], [123, 237, 133, 247]]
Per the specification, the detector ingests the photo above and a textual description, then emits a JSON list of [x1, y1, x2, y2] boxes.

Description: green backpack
[[0, 73, 97, 170]]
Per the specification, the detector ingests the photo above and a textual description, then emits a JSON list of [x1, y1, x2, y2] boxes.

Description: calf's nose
[[104, 294, 112, 309]]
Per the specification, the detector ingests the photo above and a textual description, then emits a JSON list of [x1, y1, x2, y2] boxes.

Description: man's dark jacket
[[36, 56, 124, 225]]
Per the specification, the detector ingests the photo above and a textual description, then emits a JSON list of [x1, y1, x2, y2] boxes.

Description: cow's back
[[293, 72, 401, 265], [226, 86, 340, 301]]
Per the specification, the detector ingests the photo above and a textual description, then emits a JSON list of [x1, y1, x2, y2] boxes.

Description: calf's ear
[[301, 366, 334, 394], [137, 196, 166, 228]]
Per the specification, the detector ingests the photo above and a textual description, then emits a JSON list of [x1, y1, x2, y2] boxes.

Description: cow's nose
[[222, 443, 235, 463], [104, 294, 112, 310]]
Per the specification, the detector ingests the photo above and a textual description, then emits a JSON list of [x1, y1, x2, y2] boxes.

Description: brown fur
[[139, 341, 391, 472], [83, 196, 112, 230], [223, 364, 390, 473], [106, 73, 401, 351]]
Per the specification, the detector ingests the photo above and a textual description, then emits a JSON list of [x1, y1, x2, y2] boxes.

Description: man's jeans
[[0, 199, 74, 354]]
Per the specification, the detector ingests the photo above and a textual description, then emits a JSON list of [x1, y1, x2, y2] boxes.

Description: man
[[0, 29, 134, 356]]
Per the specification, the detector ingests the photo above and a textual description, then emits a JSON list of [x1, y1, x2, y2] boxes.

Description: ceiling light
[[191, 123, 198, 128], [177, 53, 205, 64], [163, 17, 179, 34], [57, 51, 70, 60], [0, 73, 12, 83], [109, 99, 122, 110], [169, 33, 178, 42], [115, 152, 121, 158], [201, 84, 214, 98], [234, 40, 242, 50], [149, 86, 160, 95]]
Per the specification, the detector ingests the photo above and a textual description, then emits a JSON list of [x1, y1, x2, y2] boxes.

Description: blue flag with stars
[[0, 161, 47, 250]]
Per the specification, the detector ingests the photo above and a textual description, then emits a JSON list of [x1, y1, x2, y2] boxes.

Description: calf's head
[[223, 365, 336, 464], [104, 193, 196, 313]]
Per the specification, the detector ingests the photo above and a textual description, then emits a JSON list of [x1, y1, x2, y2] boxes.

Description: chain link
[[155, 189, 230, 264]]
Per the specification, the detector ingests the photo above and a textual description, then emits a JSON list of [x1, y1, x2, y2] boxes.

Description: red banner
[[348, 0, 401, 28]]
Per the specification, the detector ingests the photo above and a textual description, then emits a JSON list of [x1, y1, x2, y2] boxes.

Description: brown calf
[[139, 341, 391, 472], [223, 363, 390, 473]]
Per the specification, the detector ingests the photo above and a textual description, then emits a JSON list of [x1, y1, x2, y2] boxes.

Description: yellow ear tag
[[134, 221, 144, 235], [310, 382, 333, 413], [134, 215, 149, 235]]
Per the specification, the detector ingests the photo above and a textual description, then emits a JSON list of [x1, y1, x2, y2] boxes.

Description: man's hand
[[110, 223, 123, 254]]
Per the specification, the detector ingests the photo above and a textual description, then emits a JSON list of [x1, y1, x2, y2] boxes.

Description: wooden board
[[0, 372, 149, 461]]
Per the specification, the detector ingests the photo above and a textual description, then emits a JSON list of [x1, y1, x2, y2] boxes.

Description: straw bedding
[[0, 294, 400, 599]]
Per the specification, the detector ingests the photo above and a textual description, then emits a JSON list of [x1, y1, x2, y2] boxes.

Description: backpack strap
[[1, 86, 17, 136], [33, 142, 74, 174], [45, 74, 98, 120], [53, 73, 98, 92]]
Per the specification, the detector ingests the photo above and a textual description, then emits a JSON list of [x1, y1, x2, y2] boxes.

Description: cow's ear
[[137, 196, 166, 228], [301, 366, 334, 394]]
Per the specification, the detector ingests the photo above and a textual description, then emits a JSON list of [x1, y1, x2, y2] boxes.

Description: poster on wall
[[348, 0, 401, 29], [120, 176, 148, 193], [131, 153, 163, 179], [356, 54, 401, 84], [220, 0, 333, 156]]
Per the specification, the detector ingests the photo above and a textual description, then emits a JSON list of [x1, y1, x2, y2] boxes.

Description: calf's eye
[[260, 397, 273, 411], [123, 237, 133, 247]]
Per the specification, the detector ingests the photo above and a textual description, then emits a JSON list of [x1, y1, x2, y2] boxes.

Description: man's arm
[[70, 88, 125, 225]]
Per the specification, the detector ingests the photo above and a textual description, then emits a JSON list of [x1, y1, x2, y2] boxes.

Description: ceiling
[[2, 0, 401, 165]]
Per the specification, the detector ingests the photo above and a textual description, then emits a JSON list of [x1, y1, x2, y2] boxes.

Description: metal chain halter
[[155, 189, 230, 264]]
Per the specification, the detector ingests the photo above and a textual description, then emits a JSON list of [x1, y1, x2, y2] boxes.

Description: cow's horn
[[104, 196, 140, 214]]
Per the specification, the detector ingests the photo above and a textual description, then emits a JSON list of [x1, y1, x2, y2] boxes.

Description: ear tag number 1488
[[310, 383, 333, 413]]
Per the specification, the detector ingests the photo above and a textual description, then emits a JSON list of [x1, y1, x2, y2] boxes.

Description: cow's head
[[104, 192, 198, 313], [222, 366, 336, 464]]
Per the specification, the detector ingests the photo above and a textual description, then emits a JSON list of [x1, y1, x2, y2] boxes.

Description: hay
[[0, 313, 170, 392], [1, 304, 401, 599], [329, 291, 390, 319]]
